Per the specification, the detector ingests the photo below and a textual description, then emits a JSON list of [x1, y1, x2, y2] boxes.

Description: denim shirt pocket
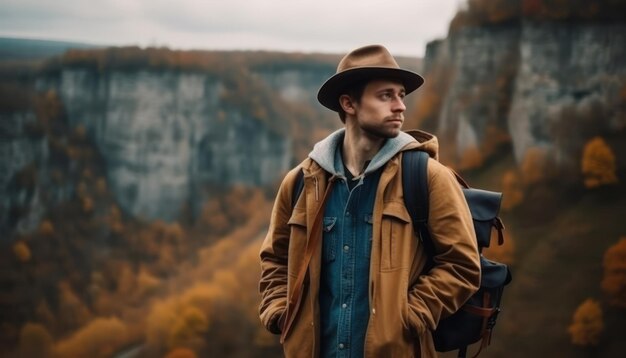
[[361, 214, 374, 259], [322, 216, 338, 262]]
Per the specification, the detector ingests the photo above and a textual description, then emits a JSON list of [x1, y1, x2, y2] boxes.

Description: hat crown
[[337, 45, 400, 73]]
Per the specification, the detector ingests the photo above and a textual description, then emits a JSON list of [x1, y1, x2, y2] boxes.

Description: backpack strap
[[291, 169, 305, 209], [401, 150, 471, 358], [401, 150, 435, 257]]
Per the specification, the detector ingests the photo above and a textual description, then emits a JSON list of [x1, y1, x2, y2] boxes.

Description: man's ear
[[339, 95, 356, 115]]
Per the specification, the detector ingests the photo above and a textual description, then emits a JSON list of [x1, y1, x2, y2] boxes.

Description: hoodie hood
[[308, 128, 439, 178]]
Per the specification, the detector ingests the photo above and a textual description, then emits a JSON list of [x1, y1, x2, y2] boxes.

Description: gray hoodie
[[308, 128, 418, 179]]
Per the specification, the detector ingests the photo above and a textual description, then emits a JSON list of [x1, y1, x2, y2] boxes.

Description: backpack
[[290, 150, 512, 358], [402, 150, 512, 358]]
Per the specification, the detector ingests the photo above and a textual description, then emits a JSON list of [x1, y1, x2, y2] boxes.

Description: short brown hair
[[337, 79, 369, 123]]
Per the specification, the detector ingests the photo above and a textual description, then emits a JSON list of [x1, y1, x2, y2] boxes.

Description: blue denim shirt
[[319, 154, 382, 357]]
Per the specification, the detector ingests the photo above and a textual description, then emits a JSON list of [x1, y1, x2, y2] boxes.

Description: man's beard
[[359, 118, 402, 139]]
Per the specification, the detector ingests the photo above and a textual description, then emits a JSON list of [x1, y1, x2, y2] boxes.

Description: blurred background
[[1, 0, 625, 357]]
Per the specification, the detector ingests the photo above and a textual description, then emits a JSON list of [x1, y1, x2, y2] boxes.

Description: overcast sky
[[0, 0, 462, 57]]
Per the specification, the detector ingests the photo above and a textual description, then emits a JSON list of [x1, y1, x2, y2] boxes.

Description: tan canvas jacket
[[259, 130, 480, 357]]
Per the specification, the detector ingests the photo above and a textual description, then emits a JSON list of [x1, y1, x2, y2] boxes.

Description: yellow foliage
[[12, 241, 31, 263], [501, 170, 524, 210], [18, 323, 53, 358], [567, 299, 604, 346], [167, 306, 208, 349], [165, 347, 198, 358], [601, 237, 626, 308], [521, 147, 549, 185], [145, 284, 218, 352], [115, 264, 136, 297], [581, 137, 618, 188], [54, 317, 128, 358]]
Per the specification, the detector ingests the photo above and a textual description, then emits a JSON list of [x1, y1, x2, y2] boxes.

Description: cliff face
[[422, 21, 626, 171], [509, 21, 626, 167], [34, 69, 293, 221]]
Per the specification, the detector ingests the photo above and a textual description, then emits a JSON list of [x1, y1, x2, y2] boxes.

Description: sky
[[0, 0, 463, 58]]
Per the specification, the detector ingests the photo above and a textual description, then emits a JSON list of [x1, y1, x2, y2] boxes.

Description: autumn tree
[[18, 323, 54, 358], [567, 299, 604, 346], [54, 317, 128, 358], [165, 348, 198, 358], [601, 237, 626, 308], [12, 241, 31, 263], [581, 137, 618, 188], [521, 146, 550, 186], [483, 229, 515, 265], [501, 170, 524, 210]]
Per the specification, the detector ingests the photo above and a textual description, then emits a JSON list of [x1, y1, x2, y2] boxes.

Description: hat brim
[[317, 67, 424, 112]]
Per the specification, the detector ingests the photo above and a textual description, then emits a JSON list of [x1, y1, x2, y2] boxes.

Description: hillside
[[449, 152, 626, 358]]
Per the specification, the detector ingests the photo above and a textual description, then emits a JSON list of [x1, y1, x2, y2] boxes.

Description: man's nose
[[392, 96, 406, 112]]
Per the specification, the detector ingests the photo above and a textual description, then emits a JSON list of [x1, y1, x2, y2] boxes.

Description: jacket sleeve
[[407, 158, 481, 334], [258, 167, 300, 334]]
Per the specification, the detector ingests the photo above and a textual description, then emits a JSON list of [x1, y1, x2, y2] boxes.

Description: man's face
[[352, 79, 406, 139]]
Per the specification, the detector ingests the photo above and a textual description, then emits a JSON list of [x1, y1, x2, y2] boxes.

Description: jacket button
[[372, 308, 376, 315]]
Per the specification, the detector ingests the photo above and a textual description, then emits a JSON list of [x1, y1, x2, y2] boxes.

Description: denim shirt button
[[339, 343, 345, 349], [342, 303, 347, 308], [343, 245, 349, 252]]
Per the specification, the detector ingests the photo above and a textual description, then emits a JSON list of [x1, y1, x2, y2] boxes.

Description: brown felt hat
[[317, 44, 424, 112]]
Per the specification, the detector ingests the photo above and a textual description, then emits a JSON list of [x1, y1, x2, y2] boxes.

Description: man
[[259, 45, 480, 357]]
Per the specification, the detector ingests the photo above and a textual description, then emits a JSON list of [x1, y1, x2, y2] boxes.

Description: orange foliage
[[115, 264, 136, 297], [412, 90, 441, 125], [145, 284, 219, 352], [82, 196, 94, 213], [601, 237, 626, 308], [567, 299, 604, 346], [18, 323, 53, 358], [501, 170, 524, 210], [483, 229, 515, 265], [581, 137, 618, 188], [54, 317, 128, 358], [165, 347, 198, 358], [12, 241, 31, 263], [521, 147, 549, 186], [459, 146, 484, 171], [38, 219, 55, 237]]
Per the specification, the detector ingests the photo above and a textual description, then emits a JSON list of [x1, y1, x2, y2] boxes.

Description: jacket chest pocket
[[322, 216, 338, 262], [380, 201, 412, 271]]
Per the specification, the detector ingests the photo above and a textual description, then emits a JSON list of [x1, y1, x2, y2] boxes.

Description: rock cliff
[[34, 69, 296, 221], [420, 20, 626, 171]]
